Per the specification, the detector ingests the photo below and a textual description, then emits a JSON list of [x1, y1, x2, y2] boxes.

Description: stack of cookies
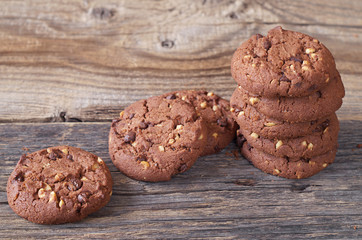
[[230, 27, 345, 179], [109, 90, 237, 182]]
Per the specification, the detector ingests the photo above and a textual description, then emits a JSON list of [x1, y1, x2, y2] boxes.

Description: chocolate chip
[[69, 178, 83, 191], [310, 120, 316, 125], [137, 155, 147, 162], [67, 154, 73, 161], [255, 34, 263, 40], [217, 118, 228, 127], [247, 143, 253, 151], [14, 172, 24, 182], [263, 40, 271, 50], [49, 152, 57, 160], [290, 56, 303, 63], [124, 131, 136, 143], [320, 119, 330, 129], [280, 73, 291, 82], [316, 91, 322, 98], [139, 121, 148, 129], [165, 94, 176, 100], [129, 113, 135, 120], [178, 163, 188, 173], [111, 119, 120, 127], [234, 108, 241, 114], [237, 135, 246, 148], [77, 192, 89, 203]]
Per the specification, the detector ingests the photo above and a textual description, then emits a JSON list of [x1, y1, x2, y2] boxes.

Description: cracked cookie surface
[[231, 26, 338, 97], [109, 95, 207, 182], [231, 72, 344, 122], [7, 146, 113, 224], [162, 90, 237, 156], [238, 138, 336, 179], [237, 113, 339, 158]]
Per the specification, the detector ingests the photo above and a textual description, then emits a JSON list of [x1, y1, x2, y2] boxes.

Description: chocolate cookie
[[231, 26, 337, 97], [239, 139, 336, 179], [162, 90, 237, 156], [238, 113, 339, 158], [231, 72, 344, 122], [109, 95, 207, 182], [7, 146, 113, 224], [231, 102, 333, 139]]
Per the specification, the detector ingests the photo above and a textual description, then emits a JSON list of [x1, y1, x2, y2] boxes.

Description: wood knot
[[161, 40, 174, 49], [92, 7, 116, 20]]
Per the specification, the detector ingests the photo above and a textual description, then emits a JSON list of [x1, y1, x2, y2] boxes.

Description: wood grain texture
[[0, 0, 361, 122], [0, 120, 361, 239]]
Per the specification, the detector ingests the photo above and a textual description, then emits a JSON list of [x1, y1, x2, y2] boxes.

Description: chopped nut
[[243, 55, 251, 59], [290, 64, 295, 71], [168, 139, 175, 144], [59, 199, 65, 208], [97, 157, 104, 164], [275, 140, 283, 150], [296, 174, 302, 179], [230, 107, 235, 112], [311, 53, 317, 59], [207, 92, 214, 97], [38, 188, 46, 199], [55, 173, 64, 182], [301, 141, 308, 147], [81, 176, 88, 181], [49, 191, 57, 203], [274, 169, 280, 174], [175, 134, 180, 140], [323, 127, 329, 133], [302, 60, 309, 65], [181, 96, 186, 101], [109, 191, 113, 196], [322, 163, 328, 168], [198, 134, 204, 140], [212, 133, 218, 138], [305, 48, 315, 54], [238, 111, 245, 117], [297, 163, 301, 167], [44, 183, 52, 191], [249, 97, 260, 105], [308, 143, 314, 150], [140, 161, 150, 169], [131, 142, 137, 147], [265, 122, 276, 127], [200, 101, 207, 109], [309, 161, 316, 166], [264, 160, 269, 164], [158, 145, 165, 152], [119, 111, 124, 118], [176, 125, 183, 130], [46, 148, 52, 154], [251, 63, 256, 68], [61, 149, 68, 154], [326, 77, 330, 83], [250, 132, 259, 139], [92, 163, 99, 170], [313, 39, 319, 43], [212, 105, 218, 111], [302, 65, 309, 71]]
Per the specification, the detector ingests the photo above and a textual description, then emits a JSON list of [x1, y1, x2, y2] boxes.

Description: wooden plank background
[[0, 0, 361, 239]]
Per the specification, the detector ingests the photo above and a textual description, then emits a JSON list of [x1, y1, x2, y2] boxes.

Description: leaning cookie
[[231, 72, 344, 122], [109, 95, 207, 182], [162, 90, 237, 156], [7, 146, 113, 225], [238, 113, 339, 158], [239, 139, 336, 179], [231, 26, 337, 97], [230, 101, 333, 139]]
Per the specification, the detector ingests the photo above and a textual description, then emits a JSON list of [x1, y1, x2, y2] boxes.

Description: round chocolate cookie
[[231, 72, 344, 122], [109, 95, 207, 182], [162, 90, 237, 156], [7, 146, 113, 224], [231, 26, 337, 97], [239, 139, 336, 179], [230, 101, 333, 139], [238, 113, 339, 158]]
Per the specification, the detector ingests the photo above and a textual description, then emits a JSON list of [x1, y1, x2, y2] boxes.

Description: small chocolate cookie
[[239, 140, 336, 179], [238, 113, 339, 158], [231, 102, 333, 139], [231, 72, 344, 122], [7, 146, 113, 224], [163, 90, 237, 156], [109, 95, 207, 182], [231, 26, 337, 97]]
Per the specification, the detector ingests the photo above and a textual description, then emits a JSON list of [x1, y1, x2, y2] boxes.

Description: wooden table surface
[[1, 0, 361, 239]]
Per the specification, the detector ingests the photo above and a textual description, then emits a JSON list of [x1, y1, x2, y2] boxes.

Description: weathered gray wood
[[0, 121, 361, 239], [0, 0, 361, 122]]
